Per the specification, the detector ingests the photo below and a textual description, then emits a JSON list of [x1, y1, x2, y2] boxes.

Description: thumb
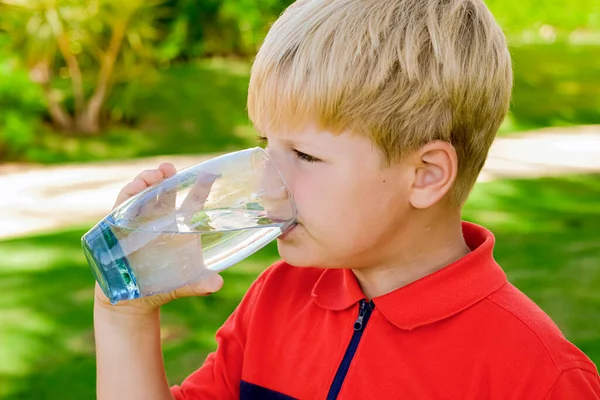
[[174, 273, 224, 298]]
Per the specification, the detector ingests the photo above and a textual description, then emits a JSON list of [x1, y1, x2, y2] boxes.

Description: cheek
[[292, 168, 391, 240], [279, 166, 410, 267], [290, 170, 332, 223], [337, 182, 398, 238]]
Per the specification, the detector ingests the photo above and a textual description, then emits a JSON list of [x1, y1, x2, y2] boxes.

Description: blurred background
[[0, 0, 599, 398]]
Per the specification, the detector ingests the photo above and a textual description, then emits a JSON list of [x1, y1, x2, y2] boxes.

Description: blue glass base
[[82, 216, 140, 303]]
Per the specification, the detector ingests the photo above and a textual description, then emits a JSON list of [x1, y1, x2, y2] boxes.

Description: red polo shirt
[[171, 222, 600, 399]]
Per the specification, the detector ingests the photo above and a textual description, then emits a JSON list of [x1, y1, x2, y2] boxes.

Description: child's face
[[263, 124, 416, 269]]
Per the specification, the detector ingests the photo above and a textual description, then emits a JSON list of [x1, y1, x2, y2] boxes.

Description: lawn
[[0, 174, 599, 399], [25, 43, 600, 164]]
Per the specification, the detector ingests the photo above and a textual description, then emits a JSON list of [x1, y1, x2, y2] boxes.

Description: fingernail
[[206, 274, 223, 292]]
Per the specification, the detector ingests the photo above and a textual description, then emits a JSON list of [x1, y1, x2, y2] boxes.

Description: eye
[[293, 149, 321, 163]]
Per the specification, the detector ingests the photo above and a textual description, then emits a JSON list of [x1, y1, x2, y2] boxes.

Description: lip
[[267, 217, 289, 224], [278, 223, 298, 240]]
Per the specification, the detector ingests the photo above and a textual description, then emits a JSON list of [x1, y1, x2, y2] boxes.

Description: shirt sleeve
[[170, 268, 270, 400], [544, 368, 600, 400]]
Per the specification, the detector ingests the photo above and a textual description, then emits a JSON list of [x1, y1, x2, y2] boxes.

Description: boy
[[94, 0, 600, 398]]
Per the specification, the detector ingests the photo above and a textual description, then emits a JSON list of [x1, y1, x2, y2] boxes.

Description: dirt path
[[1, 125, 599, 240]]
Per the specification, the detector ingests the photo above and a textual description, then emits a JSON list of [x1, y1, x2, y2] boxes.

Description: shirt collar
[[311, 221, 507, 330]]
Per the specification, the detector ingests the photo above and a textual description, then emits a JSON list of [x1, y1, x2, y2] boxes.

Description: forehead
[[263, 123, 343, 146]]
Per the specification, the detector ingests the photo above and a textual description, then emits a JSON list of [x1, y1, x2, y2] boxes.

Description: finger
[[115, 167, 166, 210], [173, 273, 224, 298], [158, 163, 177, 179], [135, 169, 165, 187], [141, 273, 224, 308], [154, 163, 178, 217], [135, 168, 175, 219], [181, 173, 219, 225], [113, 179, 148, 209]]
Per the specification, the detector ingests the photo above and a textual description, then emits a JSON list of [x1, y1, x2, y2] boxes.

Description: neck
[[352, 208, 470, 300]]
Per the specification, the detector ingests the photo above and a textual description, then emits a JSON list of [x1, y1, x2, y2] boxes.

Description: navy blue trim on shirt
[[240, 380, 297, 400], [326, 299, 375, 400]]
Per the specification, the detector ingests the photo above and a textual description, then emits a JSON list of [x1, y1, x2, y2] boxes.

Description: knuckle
[[136, 169, 153, 177], [167, 289, 179, 303], [145, 295, 164, 308], [123, 180, 139, 191], [135, 170, 154, 182]]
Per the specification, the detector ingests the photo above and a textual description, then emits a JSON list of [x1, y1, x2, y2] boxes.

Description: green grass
[[463, 174, 600, 362], [0, 174, 599, 398], [19, 43, 600, 164], [0, 227, 279, 399]]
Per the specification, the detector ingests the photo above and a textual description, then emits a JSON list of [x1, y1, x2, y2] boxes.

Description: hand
[[94, 163, 223, 315]]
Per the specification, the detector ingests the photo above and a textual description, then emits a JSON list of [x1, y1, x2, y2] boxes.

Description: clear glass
[[81, 147, 296, 303]]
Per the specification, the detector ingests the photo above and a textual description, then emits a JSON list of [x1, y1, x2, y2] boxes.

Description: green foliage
[[0, 38, 46, 160], [161, 0, 600, 57], [12, 43, 598, 164], [160, 0, 294, 59], [0, 174, 599, 398], [22, 60, 253, 163], [0, 0, 173, 134], [486, 0, 600, 43], [214, 0, 294, 55], [499, 43, 600, 134], [0, 0, 599, 161]]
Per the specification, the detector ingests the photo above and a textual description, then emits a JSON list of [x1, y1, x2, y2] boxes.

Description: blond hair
[[248, 0, 512, 204]]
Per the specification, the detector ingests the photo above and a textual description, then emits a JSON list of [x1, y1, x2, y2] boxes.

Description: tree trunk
[[42, 8, 81, 131], [79, 19, 128, 134], [56, 32, 85, 117], [31, 60, 73, 130], [46, 92, 73, 130]]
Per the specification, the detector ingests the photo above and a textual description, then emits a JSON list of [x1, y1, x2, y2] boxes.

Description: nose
[[264, 147, 290, 179], [255, 147, 290, 192], [253, 148, 295, 220]]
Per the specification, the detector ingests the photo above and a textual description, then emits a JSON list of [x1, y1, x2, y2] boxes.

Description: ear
[[409, 141, 458, 209]]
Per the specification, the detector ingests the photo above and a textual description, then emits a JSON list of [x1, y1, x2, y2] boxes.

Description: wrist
[[94, 298, 160, 327]]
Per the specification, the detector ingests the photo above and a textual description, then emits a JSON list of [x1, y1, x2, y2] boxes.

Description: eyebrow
[[256, 131, 321, 153], [256, 134, 302, 147]]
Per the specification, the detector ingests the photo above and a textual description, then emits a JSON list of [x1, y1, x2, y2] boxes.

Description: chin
[[276, 232, 320, 268], [277, 239, 356, 270], [276, 241, 315, 267], [277, 224, 337, 268]]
